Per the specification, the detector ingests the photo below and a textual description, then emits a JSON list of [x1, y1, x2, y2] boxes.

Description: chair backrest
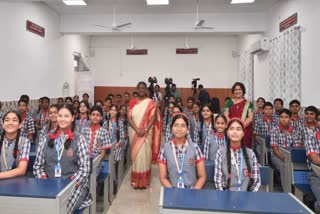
[[260, 166, 270, 185], [290, 148, 307, 163]]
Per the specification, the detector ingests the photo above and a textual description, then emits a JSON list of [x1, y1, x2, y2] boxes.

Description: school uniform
[[162, 113, 171, 136], [157, 140, 204, 188], [304, 129, 320, 208], [0, 137, 30, 172], [164, 116, 172, 143], [295, 123, 317, 147], [272, 111, 280, 124], [291, 115, 304, 131], [0, 112, 3, 135], [38, 123, 57, 147], [253, 116, 278, 160], [203, 132, 226, 161], [214, 145, 260, 192], [35, 110, 49, 130], [253, 110, 264, 128], [75, 117, 90, 134], [189, 115, 200, 145], [113, 118, 128, 162], [33, 132, 92, 213], [183, 107, 193, 119], [20, 114, 35, 140], [82, 125, 112, 175], [270, 125, 301, 190]]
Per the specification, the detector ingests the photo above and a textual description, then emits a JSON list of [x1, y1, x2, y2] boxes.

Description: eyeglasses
[[172, 123, 187, 129]]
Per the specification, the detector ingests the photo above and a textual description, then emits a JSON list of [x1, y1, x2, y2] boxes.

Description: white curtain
[[269, 27, 301, 105], [239, 51, 253, 101]]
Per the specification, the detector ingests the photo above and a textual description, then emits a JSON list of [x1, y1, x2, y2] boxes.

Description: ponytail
[[226, 138, 231, 190], [241, 140, 254, 191]]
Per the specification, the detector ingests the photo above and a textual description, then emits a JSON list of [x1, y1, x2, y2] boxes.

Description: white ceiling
[[39, 0, 280, 15]]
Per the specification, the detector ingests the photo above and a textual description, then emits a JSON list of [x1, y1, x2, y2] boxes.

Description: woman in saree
[[127, 81, 162, 189], [224, 82, 254, 148]]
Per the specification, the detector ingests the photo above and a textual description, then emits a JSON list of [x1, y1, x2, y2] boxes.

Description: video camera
[[148, 77, 157, 98], [192, 78, 200, 89], [164, 78, 173, 106]]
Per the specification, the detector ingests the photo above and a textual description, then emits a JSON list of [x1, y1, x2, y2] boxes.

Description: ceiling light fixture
[[62, 0, 87, 6], [146, 0, 169, 5], [231, 0, 255, 4]]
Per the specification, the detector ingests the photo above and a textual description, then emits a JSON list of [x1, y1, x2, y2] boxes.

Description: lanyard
[[171, 141, 188, 178], [265, 121, 272, 134], [230, 149, 243, 191], [89, 128, 99, 155], [55, 136, 66, 164]]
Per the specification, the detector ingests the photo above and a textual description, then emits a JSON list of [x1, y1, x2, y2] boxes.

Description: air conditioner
[[250, 37, 270, 54]]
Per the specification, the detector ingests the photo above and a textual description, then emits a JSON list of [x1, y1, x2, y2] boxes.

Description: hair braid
[[241, 140, 254, 191], [226, 138, 231, 190]]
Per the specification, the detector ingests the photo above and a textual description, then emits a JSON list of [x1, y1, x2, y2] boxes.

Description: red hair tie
[[227, 173, 232, 179], [248, 173, 252, 178]]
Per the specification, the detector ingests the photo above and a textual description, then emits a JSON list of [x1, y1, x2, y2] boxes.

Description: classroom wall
[[0, 1, 90, 101], [237, 0, 320, 107], [90, 35, 239, 89]]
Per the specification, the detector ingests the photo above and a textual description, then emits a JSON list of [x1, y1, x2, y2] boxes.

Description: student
[[33, 104, 92, 213], [289, 99, 304, 131], [65, 97, 73, 105], [38, 104, 59, 146], [175, 98, 183, 109], [115, 94, 122, 109], [183, 96, 194, 118], [199, 104, 215, 152], [57, 97, 64, 105], [214, 118, 260, 192], [35, 97, 50, 132], [17, 99, 35, 142], [0, 111, 30, 179], [163, 103, 174, 141], [295, 106, 318, 146], [73, 95, 79, 101], [253, 97, 265, 128], [75, 101, 90, 133], [304, 111, 320, 213], [19, 94, 35, 119], [254, 102, 278, 161], [270, 108, 301, 190], [158, 113, 206, 189], [189, 101, 201, 145], [165, 105, 183, 143], [103, 97, 112, 122], [124, 92, 131, 107], [82, 93, 92, 107], [114, 105, 129, 162], [132, 92, 138, 99], [82, 106, 111, 174], [103, 104, 118, 145], [73, 100, 80, 118], [273, 98, 283, 123], [204, 114, 227, 161], [94, 100, 103, 108], [211, 97, 221, 118]]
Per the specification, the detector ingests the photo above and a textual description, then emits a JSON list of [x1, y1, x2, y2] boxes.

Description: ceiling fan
[[95, 6, 132, 31], [193, 0, 214, 30]]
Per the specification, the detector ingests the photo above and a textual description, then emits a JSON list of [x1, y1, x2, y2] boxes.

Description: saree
[[225, 99, 253, 148], [128, 98, 161, 188]]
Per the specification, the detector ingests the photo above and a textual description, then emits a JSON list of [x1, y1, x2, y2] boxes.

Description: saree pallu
[[128, 98, 161, 188], [227, 99, 253, 148]]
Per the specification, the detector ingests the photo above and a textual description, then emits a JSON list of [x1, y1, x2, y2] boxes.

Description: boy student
[[304, 111, 320, 213], [254, 102, 278, 162], [115, 94, 122, 109], [270, 108, 301, 190], [273, 98, 283, 123], [183, 97, 194, 118], [124, 92, 131, 107], [82, 93, 92, 108], [289, 99, 304, 131], [35, 97, 50, 131], [295, 106, 318, 146], [103, 97, 112, 122], [17, 99, 35, 141]]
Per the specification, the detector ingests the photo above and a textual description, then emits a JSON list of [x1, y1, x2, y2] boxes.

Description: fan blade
[[200, 26, 214, 29], [115, 22, 132, 29], [195, 19, 205, 27], [95, 24, 109, 28]]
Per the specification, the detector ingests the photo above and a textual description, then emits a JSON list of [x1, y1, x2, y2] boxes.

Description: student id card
[[55, 164, 62, 178], [177, 177, 185, 189]]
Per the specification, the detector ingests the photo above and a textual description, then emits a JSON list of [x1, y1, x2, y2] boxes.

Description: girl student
[[114, 105, 129, 162], [158, 113, 206, 189], [214, 118, 261, 192], [163, 102, 174, 137], [38, 104, 59, 146], [17, 99, 35, 141], [199, 104, 215, 152], [75, 100, 90, 134], [165, 105, 183, 143], [204, 114, 227, 161], [82, 106, 112, 175], [189, 101, 201, 145], [33, 104, 92, 213], [72, 100, 80, 118], [0, 111, 31, 179]]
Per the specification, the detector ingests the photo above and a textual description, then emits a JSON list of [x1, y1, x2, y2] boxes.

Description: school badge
[[66, 149, 74, 157], [188, 158, 195, 166], [243, 169, 249, 177]]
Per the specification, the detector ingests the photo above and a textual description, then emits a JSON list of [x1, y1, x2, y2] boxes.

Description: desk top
[[0, 177, 71, 199], [161, 188, 312, 214]]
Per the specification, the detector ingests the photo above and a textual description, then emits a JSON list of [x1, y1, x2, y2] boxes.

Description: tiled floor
[[107, 165, 161, 214]]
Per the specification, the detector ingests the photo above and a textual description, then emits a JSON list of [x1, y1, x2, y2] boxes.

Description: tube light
[[231, 0, 255, 4], [63, 0, 87, 6], [146, 0, 169, 5]]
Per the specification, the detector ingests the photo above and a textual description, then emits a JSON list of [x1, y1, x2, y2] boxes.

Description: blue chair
[[259, 166, 273, 192], [204, 160, 215, 189]]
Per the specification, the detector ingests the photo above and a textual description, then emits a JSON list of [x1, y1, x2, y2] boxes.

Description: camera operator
[[198, 84, 210, 106], [171, 84, 180, 100], [152, 84, 162, 109]]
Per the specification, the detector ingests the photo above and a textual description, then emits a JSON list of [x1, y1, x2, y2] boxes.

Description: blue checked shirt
[[270, 125, 302, 149], [254, 116, 278, 138], [20, 115, 35, 139], [305, 129, 320, 168]]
